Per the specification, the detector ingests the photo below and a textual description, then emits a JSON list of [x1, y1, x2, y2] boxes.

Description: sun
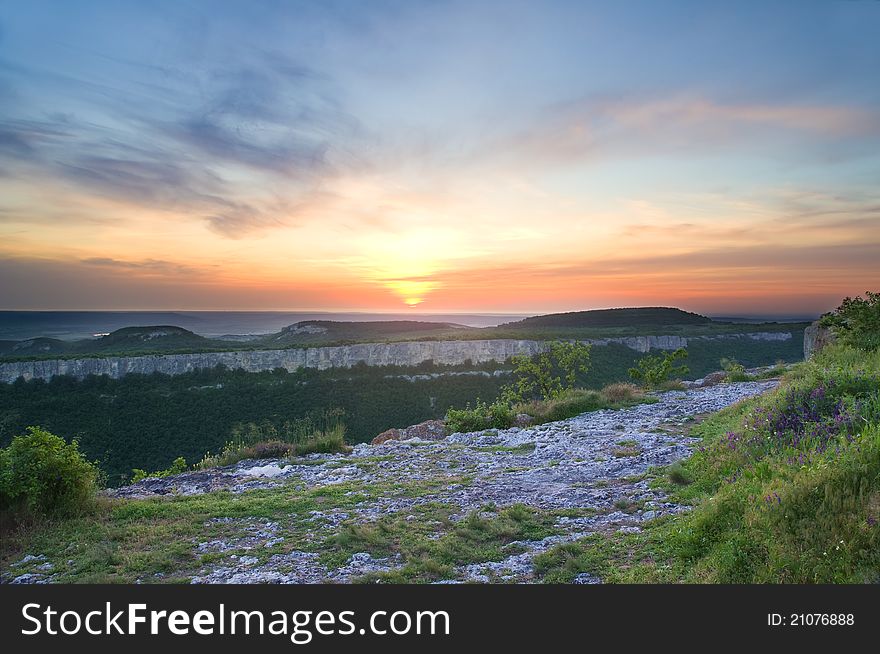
[[383, 279, 438, 307]]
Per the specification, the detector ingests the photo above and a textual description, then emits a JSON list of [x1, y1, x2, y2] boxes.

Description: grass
[[666, 461, 692, 486], [535, 343, 880, 584], [0, 473, 476, 583], [343, 503, 559, 583], [600, 382, 642, 403], [514, 385, 656, 426], [754, 361, 790, 379], [473, 443, 536, 454], [197, 424, 349, 470], [611, 445, 642, 458], [444, 383, 657, 434]]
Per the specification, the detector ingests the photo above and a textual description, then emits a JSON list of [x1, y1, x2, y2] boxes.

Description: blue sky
[[1, 1, 878, 314]]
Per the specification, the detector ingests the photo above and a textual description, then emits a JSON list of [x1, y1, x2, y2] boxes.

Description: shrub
[[628, 348, 689, 388], [720, 357, 750, 382], [446, 399, 515, 433], [0, 427, 100, 522], [198, 441, 292, 470], [131, 456, 188, 483], [755, 360, 789, 380], [819, 290, 880, 351]]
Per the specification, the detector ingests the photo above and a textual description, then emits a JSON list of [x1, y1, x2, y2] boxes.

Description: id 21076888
[[768, 614, 854, 627]]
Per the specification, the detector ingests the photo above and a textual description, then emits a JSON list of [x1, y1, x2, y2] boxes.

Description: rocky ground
[[7, 378, 777, 584]]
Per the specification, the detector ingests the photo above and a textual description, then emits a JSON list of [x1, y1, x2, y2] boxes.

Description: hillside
[[85, 326, 216, 353], [0, 307, 808, 363], [0, 325, 244, 360], [0, 337, 69, 357], [501, 307, 712, 329], [4, 341, 877, 584], [260, 320, 468, 347], [1, 375, 781, 583]]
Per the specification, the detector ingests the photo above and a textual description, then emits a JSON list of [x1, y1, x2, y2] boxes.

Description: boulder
[[701, 371, 728, 387], [371, 419, 447, 445]]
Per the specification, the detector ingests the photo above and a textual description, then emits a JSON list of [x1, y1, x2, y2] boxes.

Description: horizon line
[[0, 307, 822, 320]]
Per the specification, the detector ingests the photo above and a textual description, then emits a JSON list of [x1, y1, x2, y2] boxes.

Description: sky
[[0, 0, 878, 317]]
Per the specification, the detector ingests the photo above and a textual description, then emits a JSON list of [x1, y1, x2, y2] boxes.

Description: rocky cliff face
[[803, 321, 836, 359], [0, 332, 793, 383]]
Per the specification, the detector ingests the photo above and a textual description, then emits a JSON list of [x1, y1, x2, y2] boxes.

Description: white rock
[[237, 463, 293, 478]]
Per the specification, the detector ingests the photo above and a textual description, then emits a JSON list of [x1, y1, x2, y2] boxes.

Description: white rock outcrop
[[0, 332, 792, 383]]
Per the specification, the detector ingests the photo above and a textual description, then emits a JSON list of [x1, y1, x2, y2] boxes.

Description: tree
[[628, 348, 689, 388], [502, 341, 592, 403], [819, 291, 880, 351]]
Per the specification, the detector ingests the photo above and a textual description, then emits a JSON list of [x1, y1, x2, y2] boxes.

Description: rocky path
[[9, 379, 777, 584]]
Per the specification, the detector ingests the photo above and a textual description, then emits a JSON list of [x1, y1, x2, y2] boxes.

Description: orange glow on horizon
[[0, 125, 877, 316]]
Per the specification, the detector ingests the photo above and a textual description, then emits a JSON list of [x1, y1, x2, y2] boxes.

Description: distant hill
[[87, 326, 215, 353], [0, 309, 807, 362], [263, 320, 467, 346], [501, 307, 712, 329], [0, 326, 234, 359], [0, 337, 69, 356]]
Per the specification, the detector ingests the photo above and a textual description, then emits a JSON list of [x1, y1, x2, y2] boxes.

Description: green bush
[[131, 456, 188, 483], [0, 427, 100, 522], [445, 399, 515, 433], [720, 357, 750, 382], [628, 348, 689, 388], [754, 360, 789, 380], [819, 290, 880, 351]]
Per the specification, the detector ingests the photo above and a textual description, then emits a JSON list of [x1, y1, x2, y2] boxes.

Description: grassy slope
[[535, 344, 880, 583]]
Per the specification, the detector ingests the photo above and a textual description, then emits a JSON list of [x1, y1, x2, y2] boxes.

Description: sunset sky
[[1, 1, 878, 316]]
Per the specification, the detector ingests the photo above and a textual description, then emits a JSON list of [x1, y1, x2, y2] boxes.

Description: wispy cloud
[[479, 95, 880, 168], [80, 257, 203, 276], [0, 48, 366, 237]]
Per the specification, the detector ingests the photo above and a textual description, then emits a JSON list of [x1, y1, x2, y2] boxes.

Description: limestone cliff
[[0, 332, 793, 383]]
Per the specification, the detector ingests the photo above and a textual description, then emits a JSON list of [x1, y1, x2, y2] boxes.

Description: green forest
[[0, 334, 804, 486]]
